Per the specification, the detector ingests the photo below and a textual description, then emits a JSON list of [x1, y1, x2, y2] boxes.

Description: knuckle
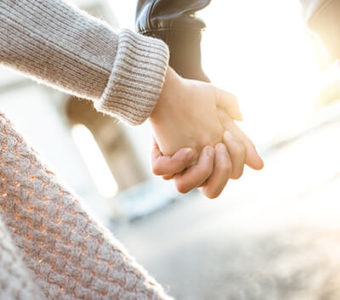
[[199, 137, 211, 149]]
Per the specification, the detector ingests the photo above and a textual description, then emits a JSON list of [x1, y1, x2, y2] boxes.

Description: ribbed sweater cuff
[[95, 29, 169, 125]]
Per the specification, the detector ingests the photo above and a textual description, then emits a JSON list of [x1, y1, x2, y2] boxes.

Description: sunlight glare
[[72, 124, 118, 198], [199, 0, 325, 145]]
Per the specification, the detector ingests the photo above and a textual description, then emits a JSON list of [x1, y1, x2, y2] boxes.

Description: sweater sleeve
[[0, 113, 172, 299], [0, 0, 169, 125]]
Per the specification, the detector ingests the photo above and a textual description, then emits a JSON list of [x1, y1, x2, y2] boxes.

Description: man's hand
[[150, 68, 263, 198], [149, 66, 263, 199], [149, 66, 242, 156], [152, 129, 263, 199]]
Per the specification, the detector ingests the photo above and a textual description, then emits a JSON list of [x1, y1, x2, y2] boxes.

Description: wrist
[[150, 66, 183, 121], [142, 29, 210, 82]]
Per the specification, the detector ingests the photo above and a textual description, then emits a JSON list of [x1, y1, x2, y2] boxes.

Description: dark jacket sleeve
[[135, 0, 211, 81]]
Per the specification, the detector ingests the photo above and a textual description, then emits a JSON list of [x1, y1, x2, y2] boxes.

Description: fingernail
[[183, 148, 193, 158], [183, 148, 192, 154]]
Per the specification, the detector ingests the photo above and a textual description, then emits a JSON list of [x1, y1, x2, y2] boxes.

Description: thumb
[[215, 88, 243, 121]]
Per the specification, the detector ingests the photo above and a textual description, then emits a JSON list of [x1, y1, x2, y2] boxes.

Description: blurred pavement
[[115, 104, 340, 300]]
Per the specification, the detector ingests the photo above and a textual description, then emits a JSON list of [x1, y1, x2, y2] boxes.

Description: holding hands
[[149, 67, 264, 198]]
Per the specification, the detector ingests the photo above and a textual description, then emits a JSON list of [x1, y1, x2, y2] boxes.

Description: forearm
[[136, 0, 210, 81], [0, 0, 169, 125], [0, 113, 171, 299]]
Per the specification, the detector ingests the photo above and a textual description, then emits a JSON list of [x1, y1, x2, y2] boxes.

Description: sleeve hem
[[95, 29, 169, 125]]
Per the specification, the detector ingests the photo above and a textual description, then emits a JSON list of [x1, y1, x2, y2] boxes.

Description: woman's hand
[[152, 126, 263, 199], [150, 67, 263, 198], [149, 66, 242, 156]]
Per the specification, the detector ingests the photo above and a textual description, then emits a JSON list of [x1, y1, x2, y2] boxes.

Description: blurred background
[[0, 0, 340, 299]]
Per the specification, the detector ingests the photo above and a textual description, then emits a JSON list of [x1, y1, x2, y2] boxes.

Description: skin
[[149, 67, 242, 155], [199, 143, 232, 199], [149, 66, 264, 198]]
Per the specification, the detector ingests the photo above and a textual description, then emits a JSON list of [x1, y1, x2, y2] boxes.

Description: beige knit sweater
[[0, 0, 171, 299]]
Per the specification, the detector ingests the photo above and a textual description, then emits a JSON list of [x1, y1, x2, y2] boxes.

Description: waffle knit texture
[[0, 0, 172, 298], [0, 113, 172, 299], [0, 0, 169, 125]]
